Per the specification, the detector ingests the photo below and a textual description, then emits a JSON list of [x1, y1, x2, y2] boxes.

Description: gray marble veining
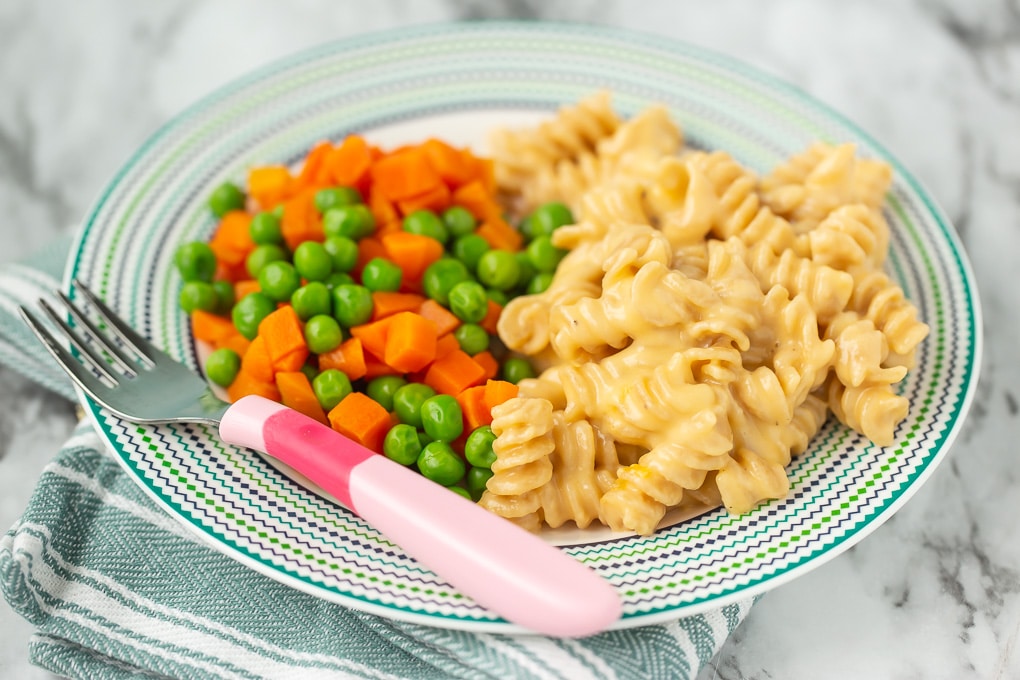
[[1, 1, 1017, 678]]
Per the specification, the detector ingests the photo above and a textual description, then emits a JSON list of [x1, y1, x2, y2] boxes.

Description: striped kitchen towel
[[0, 237, 754, 679]]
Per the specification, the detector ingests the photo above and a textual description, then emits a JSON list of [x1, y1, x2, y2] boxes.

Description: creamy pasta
[[483, 92, 929, 536]]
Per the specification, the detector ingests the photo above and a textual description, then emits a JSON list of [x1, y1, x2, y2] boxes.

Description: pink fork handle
[[219, 395, 622, 637]]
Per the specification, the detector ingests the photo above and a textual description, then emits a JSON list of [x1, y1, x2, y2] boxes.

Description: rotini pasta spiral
[[484, 95, 925, 535], [808, 204, 891, 269], [760, 142, 893, 231], [477, 397, 556, 531]]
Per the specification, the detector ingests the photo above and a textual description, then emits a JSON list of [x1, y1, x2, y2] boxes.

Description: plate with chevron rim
[[66, 22, 981, 632]]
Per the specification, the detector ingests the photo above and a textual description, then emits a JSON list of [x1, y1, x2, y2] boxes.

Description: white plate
[[69, 22, 981, 632]]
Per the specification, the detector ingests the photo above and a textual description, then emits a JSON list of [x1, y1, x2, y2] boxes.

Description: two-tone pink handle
[[218, 395, 622, 637]]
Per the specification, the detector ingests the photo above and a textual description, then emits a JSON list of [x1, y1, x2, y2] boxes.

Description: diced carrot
[[349, 316, 394, 361], [483, 379, 519, 412], [371, 291, 427, 321], [280, 188, 324, 251], [258, 306, 309, 372], [380, 232, 444, 286], [234, 279, 260, 300], [422, 138, 475, 189], [397, 182, 451, 216], [218, 331, 251, 357], [423, 349, 487, 396], [209, 211, 255, 266], [451, 180, 503, 224], [369, 148, 443, 201], [479, 298, 503, 335], [240, 335, 275, 383], [434, 332, 460, 360], [384, 311, 437, 373], [456, 384, 492, 431], [462, 150, 496, 194], [191, 309, 235, 345], [248, 165, 295, 210], [215, 260, 249, 284], [328, 391, 392, 453], [476, 218, 523, 252], [318, 337, 367, 380], [227, 369, 281, 403], [417, 299, 460, 337], [354, 236, 387, 278], [368, 184, 400, 233], [296, 141, 334, 189], [363, 354, 399, 379], [325, 135, 373, 191], [275, 371, 328, 425], [472, 350, 499, 381]]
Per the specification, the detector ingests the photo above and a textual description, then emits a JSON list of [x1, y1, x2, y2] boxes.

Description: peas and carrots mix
[[176, 134, 572, 500]]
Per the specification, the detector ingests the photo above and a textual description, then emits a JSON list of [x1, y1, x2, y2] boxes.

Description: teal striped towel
[[0, 238, 753, 680]]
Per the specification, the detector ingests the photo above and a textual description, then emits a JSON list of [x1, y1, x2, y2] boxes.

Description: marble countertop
[[1, 1, 1017, 678]]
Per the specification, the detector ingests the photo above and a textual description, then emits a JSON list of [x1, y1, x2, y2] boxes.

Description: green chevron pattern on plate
[[66, 22, 980, 631]]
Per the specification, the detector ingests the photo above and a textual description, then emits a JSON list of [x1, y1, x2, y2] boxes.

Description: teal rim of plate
[[67, 21, 981, 630]]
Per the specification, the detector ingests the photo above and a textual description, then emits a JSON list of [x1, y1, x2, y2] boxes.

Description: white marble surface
[[1, 1, 1018, 678]]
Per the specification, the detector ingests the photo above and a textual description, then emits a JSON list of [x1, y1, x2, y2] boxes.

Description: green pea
[[527, 235, 567, 273], [422, 259, 470, 306], [300, 362, 319, 384], [208, 181, 245, 217], [383, 423, 423, 466], [449, 485, 473, 500], [417, 441, 466, 486], [453, 324, 489, 356], [258, 260, 301, 302], [464, 425, 498, 468], [304, 314, 344, 354], [486, 288, 509, 306], [179, 281, 219, 313], [447, 280, 488, 324], [366, 375, 408, 412], [514, 251, 537, 289], [501, 357, 536, 384], [476, 249, 521, 291], [231, 291, 276, 340], [451, 233, 490, 273], [249, 211, 283, 245], [174, 241, 217, 282], [291, 282, 332, 321], [403, 210, 448, 245], [205, 347, 241, 387], [212, 280, 236, 316], [293, 241, 333, 281], [518, 215, 535, 242], [530, 201, 574, 237], [392, 382, 437, 428], [331, 283, 374, 328], [420, 394, 464, 443], [323, 235, 359, 273], [417, 429, 435, 448], [466, 466, 494, 501], [314, 186, 362, 213], [324, 272, 355, 290], [360, 257, 403, 293], [442, 206, 477, 238], [323, 204, 375, 240], [246, 243, 289, 279], [527, 272, 554, 295], [312, 368, 353, 412]]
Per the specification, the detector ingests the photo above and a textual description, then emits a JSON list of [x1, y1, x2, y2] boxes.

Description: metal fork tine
[[56, 290, 139, 377], [37, 298, 122, 385], [72, 279, 158, 368], [18, 305, 116, 400]]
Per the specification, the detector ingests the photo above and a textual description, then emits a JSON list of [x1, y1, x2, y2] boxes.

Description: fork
[[20, 280, 621, 637]]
